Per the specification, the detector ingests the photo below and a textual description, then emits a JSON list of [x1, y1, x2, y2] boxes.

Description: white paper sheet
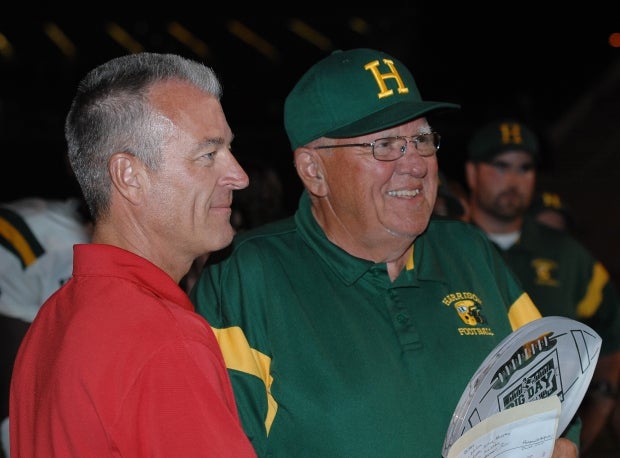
[[447, 396, 560, 458]]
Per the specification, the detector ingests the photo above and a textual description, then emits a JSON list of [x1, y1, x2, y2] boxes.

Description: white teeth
[[388, 189, 420, 197]]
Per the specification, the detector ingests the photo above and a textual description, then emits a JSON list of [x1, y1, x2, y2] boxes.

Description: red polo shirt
[[10, 243, 255, 457]]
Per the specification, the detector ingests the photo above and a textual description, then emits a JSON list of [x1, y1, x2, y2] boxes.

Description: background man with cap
[[465, 118, 620, 455], [528, 190, 576, 232], [191, 49, 579, 456]]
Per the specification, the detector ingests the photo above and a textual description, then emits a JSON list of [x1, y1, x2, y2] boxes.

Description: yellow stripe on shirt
[[508, 292, 543, 331], [576, 262, 609, 319], [211, 326, 278, 434], [0, 217, 38, 267]]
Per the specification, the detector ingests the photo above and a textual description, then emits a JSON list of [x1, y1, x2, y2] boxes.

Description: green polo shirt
[[492, 216, 620, 355], [192, 191, 574, 457]]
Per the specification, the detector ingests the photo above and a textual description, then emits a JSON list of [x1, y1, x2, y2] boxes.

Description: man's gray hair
[[65, 52, 222, 221]]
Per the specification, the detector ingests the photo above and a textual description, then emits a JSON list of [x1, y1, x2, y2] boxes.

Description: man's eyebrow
[[418, 126, 432, 135], [198, 137, 226, 148], [205, 133, 235, 146]]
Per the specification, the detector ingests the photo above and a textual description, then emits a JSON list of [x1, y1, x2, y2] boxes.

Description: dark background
[[1, 10, 619, 284]]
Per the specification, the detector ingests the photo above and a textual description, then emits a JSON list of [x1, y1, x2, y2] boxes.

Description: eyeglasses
[[313, 132, 441, 162]]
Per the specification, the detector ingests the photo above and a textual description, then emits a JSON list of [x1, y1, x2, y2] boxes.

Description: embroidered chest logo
[[443, 292, 494, 336], [531, 258, 559, 286], [455, 299, 485, 326]]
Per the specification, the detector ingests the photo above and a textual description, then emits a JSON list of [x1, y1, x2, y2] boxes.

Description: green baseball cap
[[467, 119, 540, 163], [528, 191, 575, 230], [284, 48, 460, 150]]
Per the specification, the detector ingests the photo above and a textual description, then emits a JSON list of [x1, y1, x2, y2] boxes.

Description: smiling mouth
[[388, 189, 420, 197]]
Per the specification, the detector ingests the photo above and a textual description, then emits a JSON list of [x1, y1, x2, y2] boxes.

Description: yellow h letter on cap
[[542, 192, 562, 210], [499, 123, 523, 146], [364, 59, 409, 99]]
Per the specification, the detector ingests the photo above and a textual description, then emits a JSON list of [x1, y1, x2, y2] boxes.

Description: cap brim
[[324, 100, 460, 139], [473, 145, 540, 164]]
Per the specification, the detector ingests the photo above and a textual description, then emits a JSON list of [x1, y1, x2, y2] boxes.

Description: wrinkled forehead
[[344, 117, 432, 142]]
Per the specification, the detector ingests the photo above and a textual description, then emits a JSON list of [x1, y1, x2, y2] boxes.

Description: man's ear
[[294, 147, 328, 197], [108, 152, 147, 204]]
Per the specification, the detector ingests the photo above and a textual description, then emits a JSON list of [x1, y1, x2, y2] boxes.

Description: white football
[[442, 316, 602, 457]]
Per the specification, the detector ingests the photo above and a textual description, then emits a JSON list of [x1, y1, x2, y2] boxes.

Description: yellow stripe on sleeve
[[576, 262, 609, 319], [211, 326, 278, 433], [508, 292, 543, 331], [0, 217, 38, 266]]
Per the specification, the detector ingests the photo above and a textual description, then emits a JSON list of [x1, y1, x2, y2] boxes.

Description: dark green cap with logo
[[467, 119, 540, 163], [284, 48, 460, 150], [528, 191, 575, 229]]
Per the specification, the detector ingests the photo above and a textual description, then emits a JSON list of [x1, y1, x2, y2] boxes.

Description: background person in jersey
[[464, 118, 620, 455], [528, 190, 575, 232], [0, 196, 91, 458], [523, 188, 620, 456], [190, 48, 579, 457], [528, 190, 620, 456], [9, 52, 256, 457]]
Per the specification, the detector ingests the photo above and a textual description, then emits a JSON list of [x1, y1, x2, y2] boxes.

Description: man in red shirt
[[9, 53, 256, 457]]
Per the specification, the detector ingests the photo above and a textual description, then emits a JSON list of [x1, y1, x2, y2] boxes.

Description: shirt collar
[[72, 243, 193, 311]]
